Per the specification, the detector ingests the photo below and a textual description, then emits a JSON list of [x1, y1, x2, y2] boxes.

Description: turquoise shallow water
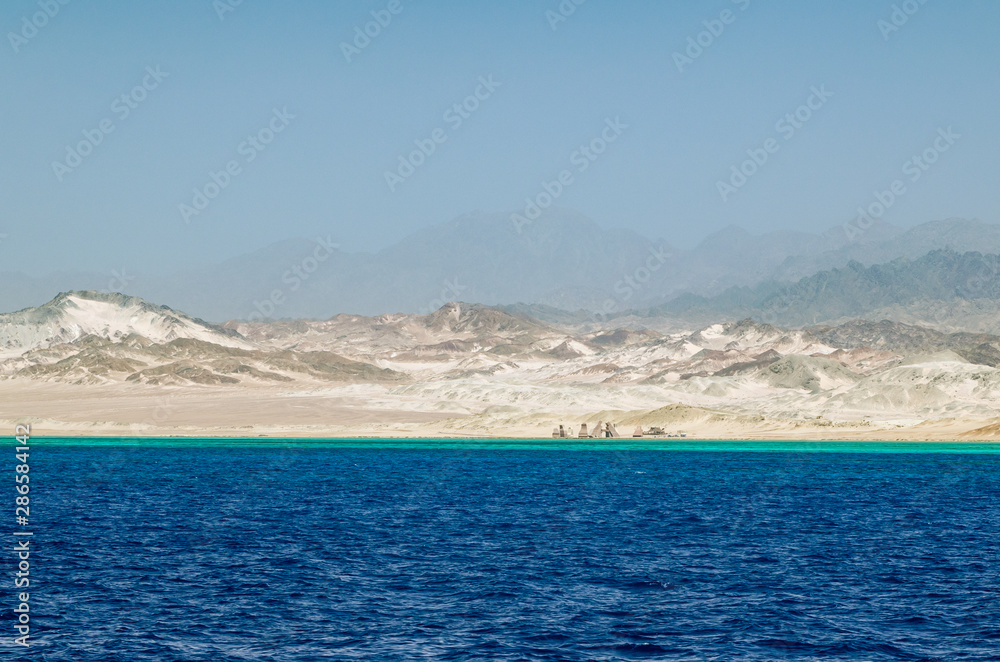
[[31, 436, 1000, 453]]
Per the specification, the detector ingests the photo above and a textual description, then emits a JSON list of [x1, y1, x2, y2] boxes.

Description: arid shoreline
[[3, 380, 1000, 442]]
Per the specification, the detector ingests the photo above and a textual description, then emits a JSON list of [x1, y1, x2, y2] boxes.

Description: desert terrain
[[1, 291, 999, 441]]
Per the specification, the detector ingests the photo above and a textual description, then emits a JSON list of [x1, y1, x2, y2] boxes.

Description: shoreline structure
[[9, 427, 1000, 443]]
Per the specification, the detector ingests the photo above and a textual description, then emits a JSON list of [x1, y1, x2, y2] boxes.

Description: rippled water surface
[[14, 439, 1000, 660]]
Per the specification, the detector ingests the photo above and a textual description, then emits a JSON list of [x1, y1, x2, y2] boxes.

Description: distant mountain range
[[650, 249, 1000, 333], [1, 211, 998, 323]]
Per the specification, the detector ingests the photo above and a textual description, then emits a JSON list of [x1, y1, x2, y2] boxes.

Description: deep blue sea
[[8, 439, 1000, 661]]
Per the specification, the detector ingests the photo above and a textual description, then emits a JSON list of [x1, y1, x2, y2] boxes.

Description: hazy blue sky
[[1, 0, 998, 274]]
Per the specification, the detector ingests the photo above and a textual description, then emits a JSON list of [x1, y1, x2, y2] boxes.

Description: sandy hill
[[0, 291, 251, 359], [0, 292, 405, 386]]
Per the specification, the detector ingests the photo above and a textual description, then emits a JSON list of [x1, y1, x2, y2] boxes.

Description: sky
[[1, 0, 998, 275]]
